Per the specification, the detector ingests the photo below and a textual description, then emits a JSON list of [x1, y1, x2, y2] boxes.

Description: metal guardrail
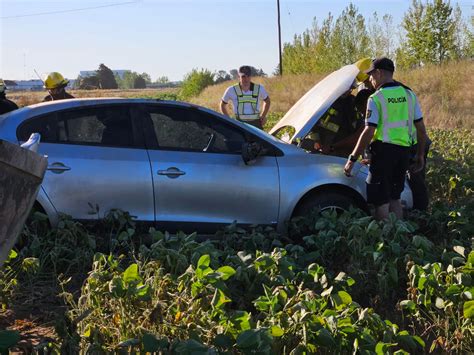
[[0, 137, 47, 268]]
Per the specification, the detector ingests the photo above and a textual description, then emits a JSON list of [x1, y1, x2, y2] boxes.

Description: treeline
[[281, 0, 472, 75]]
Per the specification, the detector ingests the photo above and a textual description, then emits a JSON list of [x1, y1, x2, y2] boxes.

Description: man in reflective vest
[[343, 57, 428, 220], [220, 65, 271, 129]]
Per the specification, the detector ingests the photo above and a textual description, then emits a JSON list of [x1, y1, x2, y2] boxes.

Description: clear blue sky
[[0, 0, 471, 81]]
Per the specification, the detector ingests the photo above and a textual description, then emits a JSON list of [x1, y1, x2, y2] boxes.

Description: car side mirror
[[241, 141, 263, 165]]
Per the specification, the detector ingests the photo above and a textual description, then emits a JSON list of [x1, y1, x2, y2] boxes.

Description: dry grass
[[7, 61, 473, 130], [192, 60, 473, 130]]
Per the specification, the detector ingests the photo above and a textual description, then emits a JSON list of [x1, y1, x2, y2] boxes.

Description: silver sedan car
[[0, 64, 413, 234]]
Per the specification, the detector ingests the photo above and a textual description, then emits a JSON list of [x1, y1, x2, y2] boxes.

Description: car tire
[[294, 191, 361, 217]]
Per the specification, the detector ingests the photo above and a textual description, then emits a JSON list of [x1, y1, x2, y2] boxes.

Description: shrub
[[179, 68, 214, 100]]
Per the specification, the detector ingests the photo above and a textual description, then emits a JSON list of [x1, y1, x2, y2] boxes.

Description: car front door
[[17, 104, 154, 221], [140, 104, 280, 233]]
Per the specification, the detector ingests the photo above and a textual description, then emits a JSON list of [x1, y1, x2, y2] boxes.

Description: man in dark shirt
[[0, 79, 19, 115], [42, 72, 75, 102]]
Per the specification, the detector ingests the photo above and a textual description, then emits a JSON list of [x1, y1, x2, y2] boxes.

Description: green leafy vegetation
[[0, 128, 472, 353], [179, 68, 215, 100]]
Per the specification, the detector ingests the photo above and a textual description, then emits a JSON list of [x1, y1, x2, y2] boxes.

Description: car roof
[[269, 64, 359, 142], [0, 97, 289, 150]]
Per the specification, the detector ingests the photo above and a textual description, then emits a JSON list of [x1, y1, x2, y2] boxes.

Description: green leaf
[[412, 336, 425, 349], [142, 333, 163, 352], [211, 289, 231, 309], [399, 300, 416, 312], [271, 326, 284, 337], [332, 291, 352, 309], [468, 251, 474, 265], [463, 300, 474, 319], [197, 254, 210, 269], [213, 334, 233, 349], [109, 276, 126, 298], [445, 285, 462, 296], [0, 330, 20, 351], [135, 284, 150, 300], [216, 266, 236, 280], [122, 263, 140, 284], [375, 342, 397, 354], [314, 328, 336, 348], [173, 339, 209, 352], [236, 329, 260, 349], [7, 249, 17, 260]]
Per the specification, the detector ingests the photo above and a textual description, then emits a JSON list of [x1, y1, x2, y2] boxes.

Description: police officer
[[0, 79, 19, 115], [43, 72, 74, 102], [220, 65, 271, 129], [344, 57, 428, 220]]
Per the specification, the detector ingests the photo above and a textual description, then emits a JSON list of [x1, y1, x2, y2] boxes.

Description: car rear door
[[140, 104, 280, 233], [16, 104, 154, 221]]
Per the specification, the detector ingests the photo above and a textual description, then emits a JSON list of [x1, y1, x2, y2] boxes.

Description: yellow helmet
[[44, 72, 69, 89], [0, 79, 6, 93], [355, 58, 372, 83]]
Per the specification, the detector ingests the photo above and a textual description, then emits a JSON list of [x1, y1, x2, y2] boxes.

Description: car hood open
[[269, 64, 360, 143]]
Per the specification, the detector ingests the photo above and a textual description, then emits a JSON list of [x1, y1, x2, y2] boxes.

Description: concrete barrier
[[0, 139, 47, 268]]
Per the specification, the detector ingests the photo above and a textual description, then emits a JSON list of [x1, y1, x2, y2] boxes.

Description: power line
[[1, 1, 140, 19]]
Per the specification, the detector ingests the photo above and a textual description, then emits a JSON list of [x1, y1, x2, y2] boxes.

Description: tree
[[97, 63, 118, 89], [330, 3, 371, 66], [133, 75, 147, 89], [368, 12, 395, 58], [179, 68, 214, 100], [397, 0, 471, 68], [215, 70, 231, 84], [140, 72, 152, 84], [156, 76, 169, 84]]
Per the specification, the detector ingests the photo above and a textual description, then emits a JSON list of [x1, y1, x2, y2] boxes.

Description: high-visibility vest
[[233, 83, 261, 121], [318, 107, 340, 133], [371, 86, 417, 147]]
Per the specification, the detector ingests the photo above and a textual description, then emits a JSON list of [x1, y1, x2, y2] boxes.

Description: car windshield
[[243, 122, 286, 144]]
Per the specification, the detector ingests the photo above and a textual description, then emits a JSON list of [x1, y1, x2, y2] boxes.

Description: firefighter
[[0, 79, 19, 115], [42, 72, 74, 102], [344, 57, 428, 220], [220, 65, 271, 129]]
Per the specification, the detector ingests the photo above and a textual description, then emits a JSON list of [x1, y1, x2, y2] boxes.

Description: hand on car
[[259, 116, 267, 126], [344, 160, 354, 177]]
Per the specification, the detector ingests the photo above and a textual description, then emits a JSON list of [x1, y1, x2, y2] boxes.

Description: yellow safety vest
[[371, 86, 417, 147], [233, 83, 261, 121]]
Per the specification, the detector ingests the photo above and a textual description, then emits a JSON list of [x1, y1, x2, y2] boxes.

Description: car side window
[[146, 106, 246, 154], [17, 106, 136, 147], [58, 106, 134, 146], [17, 113, 58, 142]]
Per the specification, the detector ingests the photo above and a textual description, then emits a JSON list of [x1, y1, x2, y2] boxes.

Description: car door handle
[[157, 167, 186, 178], [47, 162, 71, 174]]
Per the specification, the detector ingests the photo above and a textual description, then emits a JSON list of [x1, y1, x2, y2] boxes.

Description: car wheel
[[294, 191, 361, 217]]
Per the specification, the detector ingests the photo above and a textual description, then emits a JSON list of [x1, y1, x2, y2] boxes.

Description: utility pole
[[277, 0, 283, 76]]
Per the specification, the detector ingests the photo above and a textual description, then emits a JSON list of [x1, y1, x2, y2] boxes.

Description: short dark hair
[[238, 65, 252, 76]]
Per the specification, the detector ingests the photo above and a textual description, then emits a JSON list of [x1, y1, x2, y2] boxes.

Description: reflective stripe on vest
[[317, 108, 340, 133], [233, 83, 260, 121], [372, 87, 417, 147]]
